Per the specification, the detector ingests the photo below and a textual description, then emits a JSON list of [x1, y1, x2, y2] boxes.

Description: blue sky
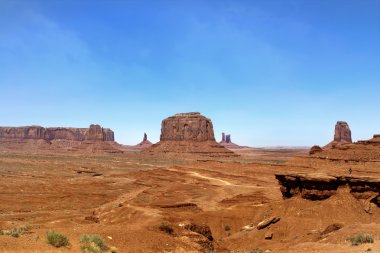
[[0, 0, 379, 146]]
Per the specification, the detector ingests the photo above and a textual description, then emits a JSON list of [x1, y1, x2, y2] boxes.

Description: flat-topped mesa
[[334, 121, 352, 143], [144, 112, 236, 157], [0, 125, 115, 141], [160, 112, 215, 141]]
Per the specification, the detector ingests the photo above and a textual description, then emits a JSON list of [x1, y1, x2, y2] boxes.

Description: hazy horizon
[[1, 0, 379, 146]]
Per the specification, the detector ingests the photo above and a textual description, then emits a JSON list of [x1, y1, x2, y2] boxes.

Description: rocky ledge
[[275, 173, 380, 206]]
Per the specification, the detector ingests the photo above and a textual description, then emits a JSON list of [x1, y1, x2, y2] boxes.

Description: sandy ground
[[0, 148, 379, 253]]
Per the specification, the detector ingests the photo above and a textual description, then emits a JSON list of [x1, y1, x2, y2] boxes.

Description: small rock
[[265, 232, 273, 240], [241, 224, 255, 231], [84, 216, 99, 223]]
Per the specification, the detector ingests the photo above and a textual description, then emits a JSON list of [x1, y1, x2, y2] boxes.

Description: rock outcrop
[[325, 121, 352, 147], [0, 124, 122, 153], [219, 133, 243, 149], [160, 112, 215, 141], [0, 124, 114, 141], [275, 173, 380, 206], [144, 113, 236, 157], [226, 134, 231, 143], [133, 133, 153, 149], [334, 121, 352, 143], [309, 145, 323, 155]]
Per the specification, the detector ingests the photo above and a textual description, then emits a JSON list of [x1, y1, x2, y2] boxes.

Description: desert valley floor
[[0, 145, 379, 253]]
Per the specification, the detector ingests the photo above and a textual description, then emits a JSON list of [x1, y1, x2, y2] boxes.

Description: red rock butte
[[160, 112, 215, 141], [0, 124, 122, 153], [0, 124, 114, 141], [144, 112, 236, 157], [219, 132, 243, 149], [325, 121, 352, 148]]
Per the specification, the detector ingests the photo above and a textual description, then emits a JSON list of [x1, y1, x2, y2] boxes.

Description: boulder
[[257, 216, 280, 230], [265, 232, 273, 240], [321, 223, 343, 236]]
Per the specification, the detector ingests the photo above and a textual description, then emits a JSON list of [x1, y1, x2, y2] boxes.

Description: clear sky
[[1, 0, 379, 146]]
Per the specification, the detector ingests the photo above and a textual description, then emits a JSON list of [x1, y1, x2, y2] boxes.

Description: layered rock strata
[[0, 124, 121, 153], [0, 124, 114, 141], [275, 173, 380, 206], [325, 121, 352, 147], [144, 112, 236, 157]]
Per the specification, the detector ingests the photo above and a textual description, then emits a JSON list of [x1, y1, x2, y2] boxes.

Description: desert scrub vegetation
[[0, 225, 30, 238], [80, 234, 108, 253], [46, 230, 69, 247], [348, 233, 374, 246], [224, 224, 231, 232], [159, 222, 174, 234]]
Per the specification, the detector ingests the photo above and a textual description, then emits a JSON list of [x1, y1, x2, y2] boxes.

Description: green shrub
[[0, 226, 30, 238], [46, 230, 69, 247], [224, 224, 231, 231], [159, 222, 174, 234], [80, 234, 108, 253], [348, 233, 374, 246]]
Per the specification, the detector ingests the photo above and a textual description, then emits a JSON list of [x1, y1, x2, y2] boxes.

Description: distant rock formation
[[226, 134, 231, 143], [309, 145, 323, 155], [160, 112, 215, 141], [0, 124, 115, 141], [334, 121, 352, 143], [133, 132, 153, 149], [325, 121, 352, 148], [143, 133, 148, 142], [219, 132, 243, 149], [144, 112, 236, 157], [0, 124, 122, 153]]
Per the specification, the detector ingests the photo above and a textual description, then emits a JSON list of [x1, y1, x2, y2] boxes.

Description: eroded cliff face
[[0, 125, 115, 141], [275, 173, 380, 207], [160, 112, 215, 142], [334, 121, 352, 143], [144, 112, 236, 157]]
